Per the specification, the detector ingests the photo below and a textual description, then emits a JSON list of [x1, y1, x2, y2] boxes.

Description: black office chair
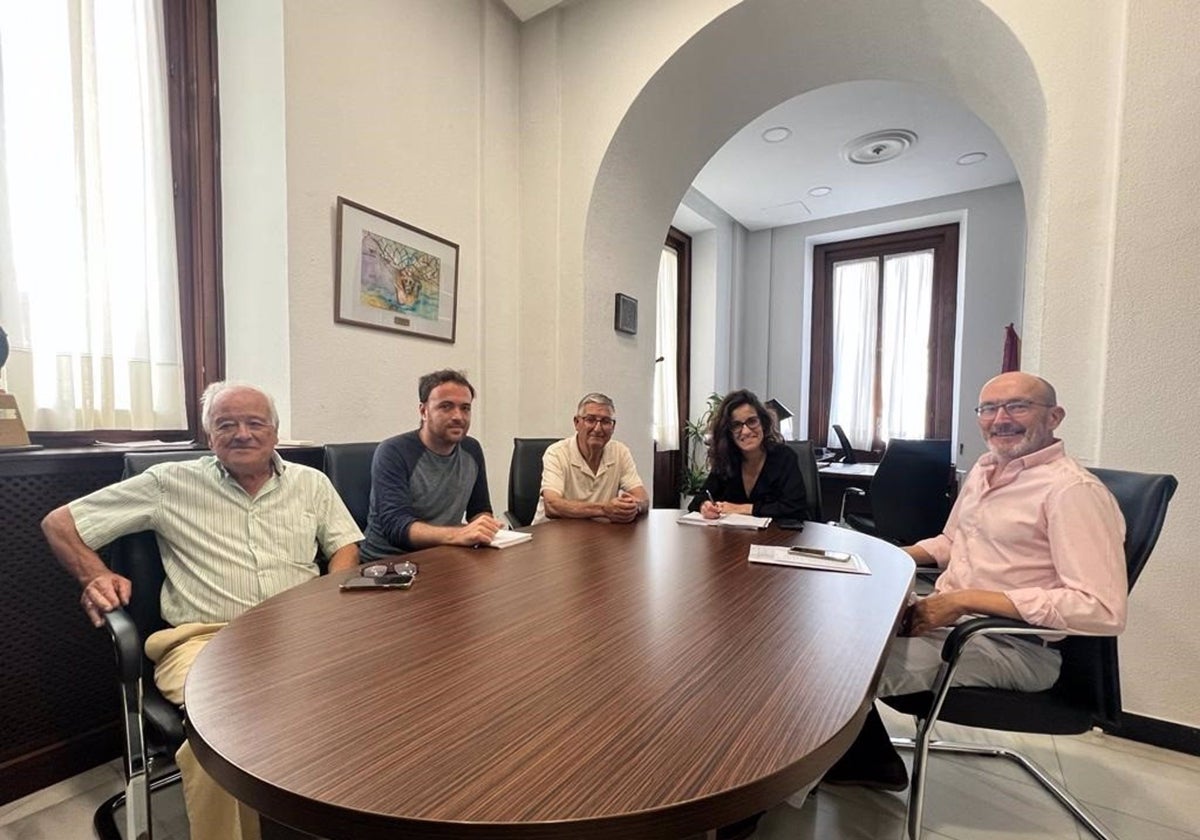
[[784, 440, 823, 522], [831, 423, 858, 464], [322, 441, 379, 531], [505, 437, 558, 527], [842, 438, 952, 544], [95, 450, 211, 840], [883, 468, 1178, 840]]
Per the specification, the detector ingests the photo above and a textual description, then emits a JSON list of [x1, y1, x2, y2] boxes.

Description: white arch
[[580, 0, 1046, 476]]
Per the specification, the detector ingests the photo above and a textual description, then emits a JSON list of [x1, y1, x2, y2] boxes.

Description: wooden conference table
[[185, 511, 913, 840]]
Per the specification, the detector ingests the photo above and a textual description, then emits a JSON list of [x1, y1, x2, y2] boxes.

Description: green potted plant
[[680, 392, 723, 504]]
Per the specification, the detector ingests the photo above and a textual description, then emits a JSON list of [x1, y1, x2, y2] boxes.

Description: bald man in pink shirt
[[822, 372, 1126, 792]]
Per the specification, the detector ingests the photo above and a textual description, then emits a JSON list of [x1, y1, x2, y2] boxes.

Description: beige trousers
[[146, 623, 262, 840]]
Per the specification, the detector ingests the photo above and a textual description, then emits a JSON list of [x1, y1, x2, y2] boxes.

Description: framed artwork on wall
[[334, 196, 459, 343], [614, 293, 638, 335]]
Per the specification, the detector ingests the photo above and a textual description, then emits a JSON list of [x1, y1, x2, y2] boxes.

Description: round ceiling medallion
[[842, 129, 918, 165]]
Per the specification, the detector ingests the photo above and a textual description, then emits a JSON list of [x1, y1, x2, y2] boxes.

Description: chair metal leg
[[890, 736, 1118, 840], [94, 767, 182, 840]]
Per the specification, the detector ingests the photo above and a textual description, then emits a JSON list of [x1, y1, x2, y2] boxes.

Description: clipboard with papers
[[748, 544, 871, 575]]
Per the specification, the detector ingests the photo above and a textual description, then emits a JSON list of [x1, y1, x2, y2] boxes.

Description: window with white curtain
[[0, 0, 186, 432], [653, 246, 680, 451], [809, 224, 958, 453], [829, 251, 932, 448]]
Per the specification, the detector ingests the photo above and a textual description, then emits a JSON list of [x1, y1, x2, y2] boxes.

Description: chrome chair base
[[93, 765, 182, 840], [890, 736, 1117, 840]]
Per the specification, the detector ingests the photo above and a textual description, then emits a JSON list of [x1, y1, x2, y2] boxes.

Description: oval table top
[[185, 512, 913, 839]]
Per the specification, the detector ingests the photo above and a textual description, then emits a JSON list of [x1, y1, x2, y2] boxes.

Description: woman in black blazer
[[687, 389, 807, 520]]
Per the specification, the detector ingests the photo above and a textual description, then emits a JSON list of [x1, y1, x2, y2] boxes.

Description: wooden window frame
[[808, 224, 958, 455], [28, 0, 224, 447], [652, 227, 692, 508]]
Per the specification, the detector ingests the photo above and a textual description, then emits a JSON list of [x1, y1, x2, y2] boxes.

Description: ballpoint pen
[[705, 489, 722, 517]]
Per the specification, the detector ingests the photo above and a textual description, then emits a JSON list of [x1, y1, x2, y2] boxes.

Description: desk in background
[[187, 512, 913, 840], [816, 461, 879, 522]]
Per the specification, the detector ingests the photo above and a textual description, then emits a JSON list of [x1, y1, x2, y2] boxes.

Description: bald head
[[980, 372, 1056, 407], [976, 372, 1064, 465]]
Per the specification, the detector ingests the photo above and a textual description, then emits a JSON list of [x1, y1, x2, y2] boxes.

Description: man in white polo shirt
[[535, 392, 649, 524], [42, 381, 362, 840]]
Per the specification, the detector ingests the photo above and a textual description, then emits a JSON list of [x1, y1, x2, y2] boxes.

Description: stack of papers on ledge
[[486, 529, 533, 549], [748, 544, 870, 575], [677, 511, 772, 530]]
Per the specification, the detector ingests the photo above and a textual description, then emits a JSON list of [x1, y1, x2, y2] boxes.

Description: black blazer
[[688, 444, 807, 520]]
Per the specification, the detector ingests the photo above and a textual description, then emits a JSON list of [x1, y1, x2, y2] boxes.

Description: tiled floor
[[3, 706, 1199, 839]]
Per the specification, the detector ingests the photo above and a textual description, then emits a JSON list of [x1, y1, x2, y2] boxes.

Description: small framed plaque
[[613, 293, 638, 335]]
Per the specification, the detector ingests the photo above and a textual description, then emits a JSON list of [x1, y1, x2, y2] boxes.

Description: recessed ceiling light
[[807, 186, 832, 197], [957, 151, 988, 166], [842, 129, 918, 165], [762, 126, 791, 143]]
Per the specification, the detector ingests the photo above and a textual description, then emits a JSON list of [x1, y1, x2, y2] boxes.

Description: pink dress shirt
[[915, 440, 1127, 635]]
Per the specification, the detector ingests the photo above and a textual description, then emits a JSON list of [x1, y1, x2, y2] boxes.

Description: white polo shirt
[[533, 436, 644, 524]]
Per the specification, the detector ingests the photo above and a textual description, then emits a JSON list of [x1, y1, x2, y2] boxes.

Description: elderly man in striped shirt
[[42, 381, 362, 840]]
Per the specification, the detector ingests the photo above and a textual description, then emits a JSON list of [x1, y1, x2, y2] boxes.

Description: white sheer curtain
[[828, 258, 878, 449], [879, 250, 933, 441], [0, 0, 185, 431], [653, 247, 680, 450]]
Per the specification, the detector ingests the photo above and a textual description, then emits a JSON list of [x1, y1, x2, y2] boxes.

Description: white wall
[[217, 0, 293, 435], [672, 187, 744, 421], [1098, 0, 1200, 723], [276, 0, 520, 507], [739, 183, 1026, 467]]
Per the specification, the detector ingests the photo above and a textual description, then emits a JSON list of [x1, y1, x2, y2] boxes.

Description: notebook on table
[[677, 511, 772, 530]]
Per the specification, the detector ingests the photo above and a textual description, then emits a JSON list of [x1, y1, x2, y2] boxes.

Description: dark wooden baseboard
[[0, 723, 121, 806], [1106, 712, 1200, 757]]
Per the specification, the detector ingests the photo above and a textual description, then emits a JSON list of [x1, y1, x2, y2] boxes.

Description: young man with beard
[[534, 392, 648, 524], [822, 371, 1127, 791], [361, 369, 503, 559]]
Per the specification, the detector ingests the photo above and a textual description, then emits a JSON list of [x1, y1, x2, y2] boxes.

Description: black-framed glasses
[[730, 415, 762, 433], [578, 415, 615, 429], [361, 560, 419, 579], [973, 400, 1052, 419]]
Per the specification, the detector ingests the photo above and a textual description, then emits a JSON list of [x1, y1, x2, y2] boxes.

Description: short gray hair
[[200, 381, 280, 433], [576, 392, 615, 416]]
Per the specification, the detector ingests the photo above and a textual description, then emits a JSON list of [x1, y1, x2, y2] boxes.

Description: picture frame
[[334, 197, 459, 343], [614, 293, 638, 335]]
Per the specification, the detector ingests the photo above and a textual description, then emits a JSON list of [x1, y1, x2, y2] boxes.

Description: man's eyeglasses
[[341, 560, 418, 591], [362, 560, 418, 578], [578, 415, 615, 429], [730, 415, 762, 433], [973, 400, 1051, 418]]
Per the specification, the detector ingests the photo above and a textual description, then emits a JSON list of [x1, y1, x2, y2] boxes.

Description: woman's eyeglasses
[[730, 415, 762, 433]]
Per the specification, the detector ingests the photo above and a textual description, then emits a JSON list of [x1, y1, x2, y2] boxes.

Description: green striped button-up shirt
[[71, 454, 362, 626]]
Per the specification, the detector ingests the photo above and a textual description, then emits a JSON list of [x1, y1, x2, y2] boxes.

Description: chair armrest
[[940, 616, 1115, 664], [102, 608, 144, 685], [838, 485, 867, 523]]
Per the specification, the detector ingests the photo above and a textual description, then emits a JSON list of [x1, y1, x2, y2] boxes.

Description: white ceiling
[[499, 0, 563, 22], [690, 80, 1018, 231]]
